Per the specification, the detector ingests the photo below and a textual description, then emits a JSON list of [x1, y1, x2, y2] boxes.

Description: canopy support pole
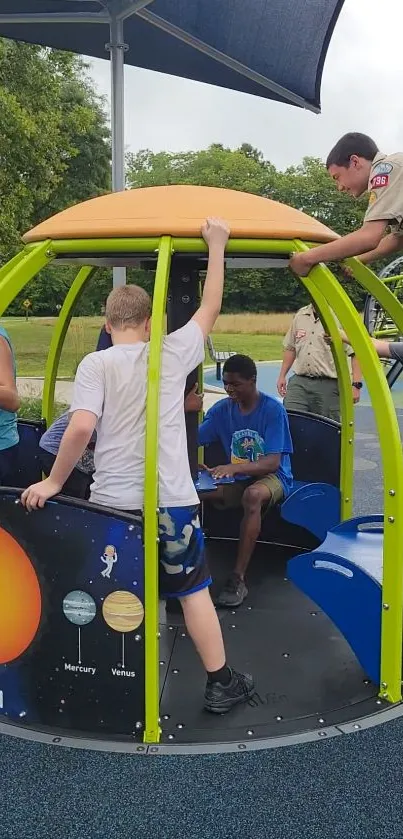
[[107, 8, 128, 287]]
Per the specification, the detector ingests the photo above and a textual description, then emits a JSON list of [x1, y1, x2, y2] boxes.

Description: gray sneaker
[[216, 573, 248, 607]]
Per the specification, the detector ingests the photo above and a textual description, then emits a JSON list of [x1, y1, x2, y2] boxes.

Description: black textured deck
[[159, 541, 378, 743]]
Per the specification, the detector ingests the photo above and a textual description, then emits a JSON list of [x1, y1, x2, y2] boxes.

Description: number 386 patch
[[371, 174, 389, 189]]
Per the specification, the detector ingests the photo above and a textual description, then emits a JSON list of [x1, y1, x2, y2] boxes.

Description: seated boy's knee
[[242, 484, 267, 512]]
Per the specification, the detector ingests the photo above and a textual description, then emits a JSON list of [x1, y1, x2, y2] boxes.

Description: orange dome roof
[[23, 185, 337, 244]]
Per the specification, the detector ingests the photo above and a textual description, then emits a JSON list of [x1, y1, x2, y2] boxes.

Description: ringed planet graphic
[[102, 591, 144, 633], [62, 590, 97, 626], [0, 526, 41, 664]]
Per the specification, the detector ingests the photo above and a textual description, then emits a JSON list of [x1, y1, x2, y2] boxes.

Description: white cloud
[[87, 0, 403, 169]]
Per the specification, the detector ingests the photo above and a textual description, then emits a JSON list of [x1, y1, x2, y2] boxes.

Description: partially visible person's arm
[[192, 218, 230, 338], [277, 349, 296, 398], [21, 410, 96, 510], [184, 383, 204, 413], [21, 354, 104, 510], [351, 355, 363, 404], [198, 405, 220, 447], [277, 321, 296, 397], [339, 330, 399, 361], [210, 454, 280, 480], [289, 220, 388, 277], [0, 337, 19, 412], [355, 232, 403, 265]]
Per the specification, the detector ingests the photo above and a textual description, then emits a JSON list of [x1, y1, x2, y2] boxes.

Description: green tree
[[126, 144, 268, 194], [0, 40, 110, 266]]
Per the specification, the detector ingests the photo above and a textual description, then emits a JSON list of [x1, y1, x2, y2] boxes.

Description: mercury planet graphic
[[62, 590, 96, 664], [0, 527, 41, 664], [102, 591, 144, 668]]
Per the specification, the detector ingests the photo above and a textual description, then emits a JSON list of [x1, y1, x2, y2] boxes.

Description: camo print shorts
[[158, 505, 211, 598]]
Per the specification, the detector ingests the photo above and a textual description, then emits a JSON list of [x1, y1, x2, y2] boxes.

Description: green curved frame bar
[[1, 232, 403, 733], [143, 236, 172, 744], [292, 242, 354, 522], [0, 241, 53, 316], [42, 266, 96, 424], [307, 257, 403, 703]]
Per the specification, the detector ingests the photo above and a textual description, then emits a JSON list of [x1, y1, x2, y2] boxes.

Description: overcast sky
[[88, 0, 403, 170]]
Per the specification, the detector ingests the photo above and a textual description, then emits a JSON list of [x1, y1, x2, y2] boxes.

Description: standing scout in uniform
[[289, 133, 403, 277], [277, 304, 362, 422]]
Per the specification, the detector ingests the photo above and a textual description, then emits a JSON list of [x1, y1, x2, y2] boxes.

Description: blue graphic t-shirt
[[199, 393, 293, 495]]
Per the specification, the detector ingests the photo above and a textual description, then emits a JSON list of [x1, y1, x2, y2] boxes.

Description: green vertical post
[[143, 236, 172, 744], [42, 267, 95, 424]]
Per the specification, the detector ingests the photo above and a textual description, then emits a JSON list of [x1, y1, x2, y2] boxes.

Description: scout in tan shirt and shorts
[[277, 304, 362, 422], [287, 133, 403, 278]]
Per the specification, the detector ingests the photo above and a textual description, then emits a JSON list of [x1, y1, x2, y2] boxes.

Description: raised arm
[[192, 218, 230, 338]]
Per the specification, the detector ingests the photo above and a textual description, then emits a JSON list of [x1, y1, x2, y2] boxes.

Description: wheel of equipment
[[362, 256, 403, 389]]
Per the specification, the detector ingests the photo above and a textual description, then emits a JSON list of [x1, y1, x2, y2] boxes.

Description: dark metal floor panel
[[159, 541, 378, 744]]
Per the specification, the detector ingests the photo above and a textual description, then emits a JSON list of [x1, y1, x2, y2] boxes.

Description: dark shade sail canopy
[[0, 0, 345, 113]]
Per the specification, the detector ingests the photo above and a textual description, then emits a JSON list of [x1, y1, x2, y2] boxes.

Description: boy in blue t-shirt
[[199, 354, 293, 607]]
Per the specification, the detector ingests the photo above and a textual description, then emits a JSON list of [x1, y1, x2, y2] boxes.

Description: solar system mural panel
[[0, 491, 145, 737]]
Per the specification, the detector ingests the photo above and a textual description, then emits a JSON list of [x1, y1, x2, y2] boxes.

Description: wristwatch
[[352, 381, 363, 389]]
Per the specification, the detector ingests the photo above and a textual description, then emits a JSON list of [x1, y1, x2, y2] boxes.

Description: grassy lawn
[[0, 314, 287, 378]]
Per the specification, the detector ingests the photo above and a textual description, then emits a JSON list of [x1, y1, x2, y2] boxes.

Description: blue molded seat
[[280, 480, 340, 542], [287, 515, 383, 683]]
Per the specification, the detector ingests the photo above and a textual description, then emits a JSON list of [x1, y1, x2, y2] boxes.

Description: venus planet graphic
[[0, 527, 41, 664], [102, 591, 144, 632]]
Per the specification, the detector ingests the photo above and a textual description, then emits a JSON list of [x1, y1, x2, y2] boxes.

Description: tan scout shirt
[[283, 304, 353, 378], [364, 151, 403, 233]]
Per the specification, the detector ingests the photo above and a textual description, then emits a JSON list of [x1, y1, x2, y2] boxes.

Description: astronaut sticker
[[100, 544, 118, 579]]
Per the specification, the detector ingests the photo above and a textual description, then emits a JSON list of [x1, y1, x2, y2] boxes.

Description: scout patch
[[371, 174, 389, 189], [295, 329, 306, 339], [371, 161, 393, 190], [368, 191, 377, 206], [373, 162, 393, 176]]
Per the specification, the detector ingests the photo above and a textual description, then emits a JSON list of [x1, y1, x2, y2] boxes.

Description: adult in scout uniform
[[277, 304, 362, 421], [288, 133, 403, 277]]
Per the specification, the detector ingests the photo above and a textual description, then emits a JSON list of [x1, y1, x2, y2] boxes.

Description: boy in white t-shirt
[[21, 218, 254, 714]]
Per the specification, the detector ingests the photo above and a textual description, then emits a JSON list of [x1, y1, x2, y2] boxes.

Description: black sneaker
[[204, 669, 255, 714], [216, 573, 248, 607]]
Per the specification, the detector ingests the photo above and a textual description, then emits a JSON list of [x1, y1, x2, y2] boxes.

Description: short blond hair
[[105, 285, 151, 329]]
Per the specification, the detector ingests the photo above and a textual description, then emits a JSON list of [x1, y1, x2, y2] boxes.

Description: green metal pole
[[0, 241, 53, 316], [143, 236, 172, 744], [305, 261, 403, 703], [42, 267, 95, 424]]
